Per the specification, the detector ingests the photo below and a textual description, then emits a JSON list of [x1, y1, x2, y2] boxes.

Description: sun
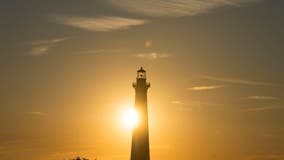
[[122, 107, 139, 129]]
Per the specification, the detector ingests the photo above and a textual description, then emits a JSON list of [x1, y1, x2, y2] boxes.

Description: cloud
[[27, 38, 67, 46], [188, 85, 224, 91], [171, 101, 185, 105], [135, 52, 172, 60], [247, 96, 278, 100], [47, 152, 82, 160], [239, 105, 284, 112], [27, 38, 67, 56], [29, 46, 50, 56], [108, 0, 260, 17], [245, 154, 284, 160], [52, 16, 148, 32], [71, 49, 123, 55], [27, 112, 48, 116], [202, 75, 283, 87], [262, 133, 275, 137]]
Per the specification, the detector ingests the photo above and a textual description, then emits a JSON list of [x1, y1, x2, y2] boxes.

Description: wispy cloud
[[27, 112, 48, 116], [27, 38, 67, 56], [171, 101, 185, 105], [75, 50, 106, 55], [135, 52, 172, 60], [108, 0, 260, 17], [202, 75, 283, 87], [188, 85, 224, 91], [52, 16, 148, 32], [27, 38, 67, 46], [71, 49, 123, 55], [47, 152, 82, 160], [247, 96, 279, 100], [245, 154, 284, 160], [29, 46, 50, 56], [239, 105, 284, 112], [262, 133, 275, 137]]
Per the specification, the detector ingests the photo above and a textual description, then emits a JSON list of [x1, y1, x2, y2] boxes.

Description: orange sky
[[0, 0, 284, 160]]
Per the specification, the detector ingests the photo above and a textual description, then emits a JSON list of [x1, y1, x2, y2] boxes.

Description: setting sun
[[122, 107, 139, 129]]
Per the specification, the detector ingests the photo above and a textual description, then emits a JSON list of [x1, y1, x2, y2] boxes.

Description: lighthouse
[[131, 67, 151, 160]]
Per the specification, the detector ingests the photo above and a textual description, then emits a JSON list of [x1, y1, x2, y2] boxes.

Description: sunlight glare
[[122, 107, 139, 129]]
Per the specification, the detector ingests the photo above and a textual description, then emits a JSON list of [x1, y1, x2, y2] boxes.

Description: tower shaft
[[131, 68, 150, 160]]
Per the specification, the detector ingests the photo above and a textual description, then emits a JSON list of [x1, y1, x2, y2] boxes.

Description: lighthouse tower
[[131, 67, 150, 160]]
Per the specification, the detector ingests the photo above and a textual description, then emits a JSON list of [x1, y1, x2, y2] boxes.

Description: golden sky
[[0, 0, 284, 160]]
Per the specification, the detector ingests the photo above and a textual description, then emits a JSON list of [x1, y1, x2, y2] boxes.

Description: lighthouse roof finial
[[138, 67, 146, 73]]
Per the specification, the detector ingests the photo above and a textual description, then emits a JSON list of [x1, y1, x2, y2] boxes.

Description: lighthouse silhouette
[[131, 67, 151, 160]]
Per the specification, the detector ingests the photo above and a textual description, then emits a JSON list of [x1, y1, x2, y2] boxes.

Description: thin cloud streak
[[27, 38, 67, 46], [135, 52, 172, 60], [28, 38, 67, 56], [245, 154, 284, 160], [27, 112, 48, 116], [171, 101, 185, 105], [30, 46, 50, 56], [202, 75, 283, 87], [238, 105, 284, 112], [247, 96, 278, 100], [188, 85, 224, 91], [108, 0, 260, 17], [71, 49, 123, 55], [52, 16, 148, 32]]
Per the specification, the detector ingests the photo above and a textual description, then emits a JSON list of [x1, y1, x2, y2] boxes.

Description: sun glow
[[122, 107, 139, 129]]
